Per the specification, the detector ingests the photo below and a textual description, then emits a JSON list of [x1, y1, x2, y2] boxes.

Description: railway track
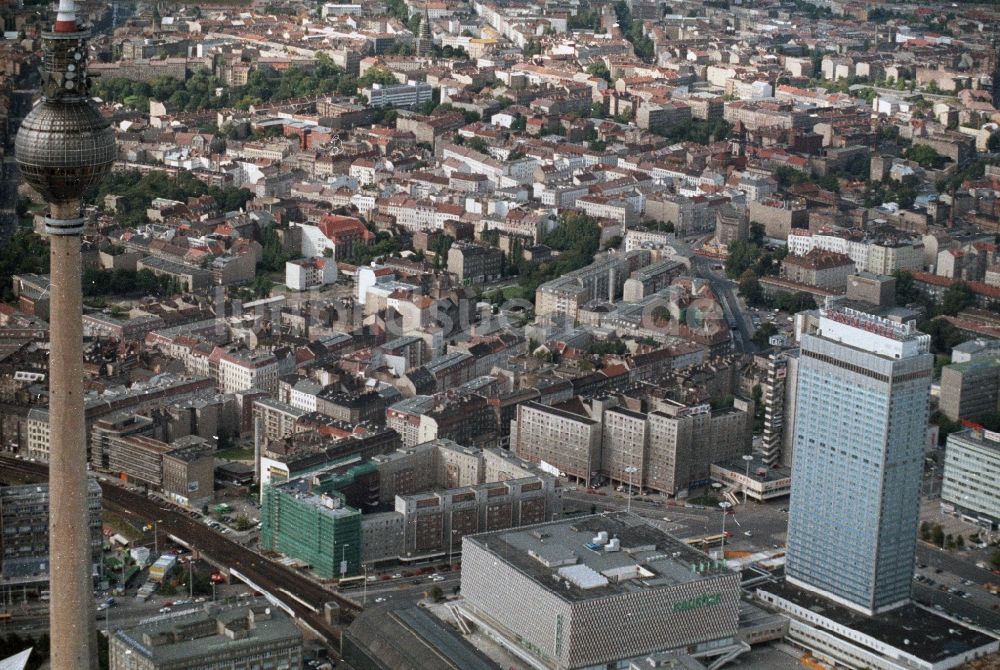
[[0, 456, 360, 644]]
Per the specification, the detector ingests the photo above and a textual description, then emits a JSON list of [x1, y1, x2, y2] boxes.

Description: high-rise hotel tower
[[786, 306, 932, 616]]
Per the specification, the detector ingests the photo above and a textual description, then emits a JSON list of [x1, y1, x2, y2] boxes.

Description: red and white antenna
[[54, 0, 78, 32]]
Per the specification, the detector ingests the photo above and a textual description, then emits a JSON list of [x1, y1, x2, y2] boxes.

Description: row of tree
[[89, 170, 253, 228], [82, 268, 183, 298], [96, 56, 365, 113]]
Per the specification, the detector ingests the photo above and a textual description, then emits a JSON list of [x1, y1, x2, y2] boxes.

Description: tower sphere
[[15, 13, 116, 208], [15, 98, 115, 205]]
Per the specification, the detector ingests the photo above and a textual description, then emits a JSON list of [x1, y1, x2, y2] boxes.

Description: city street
[[690, 253, 758, 353]]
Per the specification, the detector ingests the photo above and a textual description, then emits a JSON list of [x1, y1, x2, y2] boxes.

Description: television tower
[[14, 0, 115, 667]]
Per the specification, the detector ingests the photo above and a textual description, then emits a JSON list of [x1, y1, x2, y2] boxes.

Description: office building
[[459, 513, 743, 670], [258, 427, 400, 494], [0, 481, 103, 589], [756, 582, 998, 670], [938, 355, 1000, 423], [109, 601, 303, 670], [942, 428, 1000, 528], [106, 434, 215, 508], [363, 81, 434, 109], [786, 306, 932, 616]]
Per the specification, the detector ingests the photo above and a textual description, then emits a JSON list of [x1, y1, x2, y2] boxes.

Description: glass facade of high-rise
[[786, 307, 932, 616]]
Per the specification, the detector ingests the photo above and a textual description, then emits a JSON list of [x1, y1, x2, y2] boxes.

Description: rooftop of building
[[466, 512, 730, 603], [944, 355, 1000, 372], [946, 428, 1000, 455], [387, 394, 437, 416], [164, 436, 214, 463], [819, 305, 925, 343], [713, 455, 791, 484], [273, 475, 359, 519], [521, 400, 599, 425], [113, 601, 301, 664], [759, 581, 998, 665]]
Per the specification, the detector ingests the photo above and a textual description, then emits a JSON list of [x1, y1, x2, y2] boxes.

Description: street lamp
[[719, 501, 732, 561], [625, 466, 638, 513], [153, 519, 163, 556], [448, 529, 459, 566], [742, 454, 754, 505]]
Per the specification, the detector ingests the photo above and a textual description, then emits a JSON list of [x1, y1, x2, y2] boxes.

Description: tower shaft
[[46, 200, 94, 669]]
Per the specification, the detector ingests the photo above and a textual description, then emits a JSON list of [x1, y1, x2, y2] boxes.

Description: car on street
[[374, 597, 386, 603]]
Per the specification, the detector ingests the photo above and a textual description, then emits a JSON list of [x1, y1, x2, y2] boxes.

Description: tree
[[920, 521, 931, 541], [651, 305, 671, 325], [991, 548, 1000, 570], [428, 586, 444, 602], [179, 566, 213, 596], [941, 281, 975, 316], [932, 524, 945, 548], [724, 240, 761, 279], [586, 62, 612, 83], [234, 514, 254, 531], [739, 272, 764, 307], [522, 41, 543, 57], [905, 144, 947, 169], [357, 67, 398, 89], [466, 137, 489, 154], [251, 276, 272, 299], [893, 270, 922, 305], [260, 226, 292, 272], [752, 322, 778, 349], [751, 384, 764, 433]]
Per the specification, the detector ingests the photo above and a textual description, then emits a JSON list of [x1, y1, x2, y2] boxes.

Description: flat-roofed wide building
[[459, 512, 743, 670], [109, 601, 303, 670], [942, 428, 1000, 528]]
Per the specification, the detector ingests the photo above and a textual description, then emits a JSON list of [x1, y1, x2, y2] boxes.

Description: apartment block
[[0, 481, 102, 588]]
